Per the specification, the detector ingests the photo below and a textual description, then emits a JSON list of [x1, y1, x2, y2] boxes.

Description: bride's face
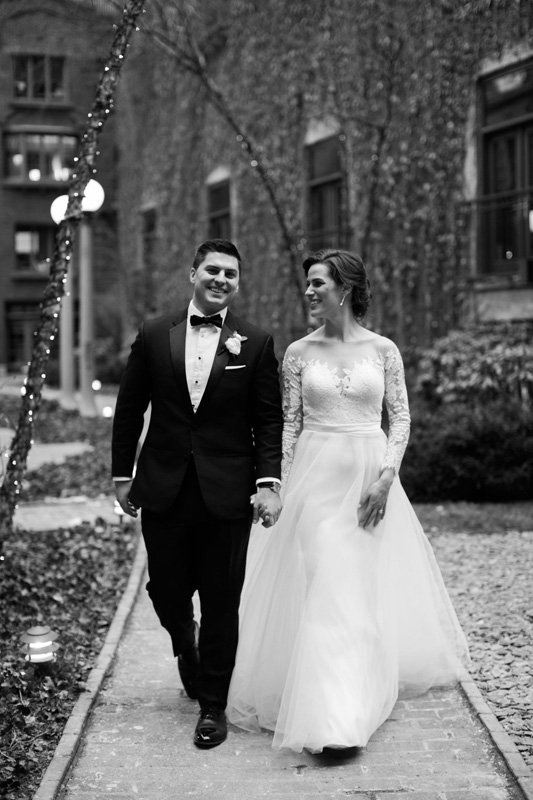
[[305, 263, 344, 320]]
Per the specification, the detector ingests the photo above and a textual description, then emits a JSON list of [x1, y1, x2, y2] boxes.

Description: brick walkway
[[55, 586, 527, 800]]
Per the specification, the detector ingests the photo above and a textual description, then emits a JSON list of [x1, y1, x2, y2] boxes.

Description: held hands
[[114, 480, 138, 518], [358, 469, 394, 528], [251, 487, 282, 528]]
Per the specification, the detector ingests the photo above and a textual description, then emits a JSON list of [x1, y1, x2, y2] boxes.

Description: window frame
[[477, 60, 533, 283], [13, 224, 55, 275], [305, 136, 347, 251], [12, 54, 67, 103], [207, 180, 231, 240], [3, 128, 78, 185]]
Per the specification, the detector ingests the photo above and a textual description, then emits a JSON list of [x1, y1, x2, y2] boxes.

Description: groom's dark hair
[[192, 239, 242, 272]]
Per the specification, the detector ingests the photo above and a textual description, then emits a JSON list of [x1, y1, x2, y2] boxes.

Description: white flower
[[225, 331, 247, 356]]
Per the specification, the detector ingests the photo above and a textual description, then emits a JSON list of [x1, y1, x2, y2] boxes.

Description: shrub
[[416, 322, 533, 407], [401, 398, 533, 502]]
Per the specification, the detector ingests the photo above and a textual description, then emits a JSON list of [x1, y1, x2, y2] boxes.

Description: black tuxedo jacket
[[111, 308, 283, 518]]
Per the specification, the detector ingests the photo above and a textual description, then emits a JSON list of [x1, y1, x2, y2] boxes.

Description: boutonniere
[[225, 331, 248, 356]]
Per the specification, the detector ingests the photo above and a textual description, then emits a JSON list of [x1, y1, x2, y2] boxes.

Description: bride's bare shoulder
[[285, 327, 325, 357], [369, 333, 402, 358]]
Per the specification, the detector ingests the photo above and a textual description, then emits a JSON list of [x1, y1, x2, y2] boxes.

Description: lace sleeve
[[382, 347, 411, 473], [281, 352, 303, 484]]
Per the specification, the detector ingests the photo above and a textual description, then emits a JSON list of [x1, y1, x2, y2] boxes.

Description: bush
[[416, 322, 533, 407], [0, 395, 113, 500], [401, 398, 533, 502]]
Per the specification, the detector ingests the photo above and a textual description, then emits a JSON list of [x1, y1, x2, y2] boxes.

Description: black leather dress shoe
[[193, 705, 227, 749], [177, 622, 199, 700]]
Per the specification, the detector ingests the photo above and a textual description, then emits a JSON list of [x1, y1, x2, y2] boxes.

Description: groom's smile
[[190, 251, 240, 316]]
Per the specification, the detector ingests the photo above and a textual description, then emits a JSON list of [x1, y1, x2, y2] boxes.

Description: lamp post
[[50, 180, 105, 417]]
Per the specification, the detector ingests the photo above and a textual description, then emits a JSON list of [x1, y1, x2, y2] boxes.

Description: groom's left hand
[[251, 487, 282, 527]]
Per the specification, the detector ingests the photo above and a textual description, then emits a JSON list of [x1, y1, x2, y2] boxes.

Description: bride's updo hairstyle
[[303, 249, 372, 320]]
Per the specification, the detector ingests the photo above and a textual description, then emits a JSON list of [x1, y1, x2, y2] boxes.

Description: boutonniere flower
[[225, 331, 248, 356]]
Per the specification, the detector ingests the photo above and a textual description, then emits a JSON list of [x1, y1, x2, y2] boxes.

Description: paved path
[[3, 379, 530, 800], [54, 584, 528, 800], [14, 495, 119, 531], [1, 426, 94, 473]]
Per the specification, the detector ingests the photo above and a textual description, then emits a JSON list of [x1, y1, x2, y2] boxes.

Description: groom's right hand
[[114, 480, 138, 518]]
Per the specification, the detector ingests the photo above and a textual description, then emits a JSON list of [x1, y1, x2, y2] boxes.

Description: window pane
[[6, 304, 41, 368], [4, 134, 23, 177], [13, 56, 28, 97], [27, 148, 41, 181], [488, 135, 517, 193], [207, 181, 231, 238], [309, 179, 342, 248], [15, 228, 53, 272], [528, 129, 533, 187], [208, 182, 230, 213], [7, 319, 26, 364], [32, 56, 46, 98], [208, 215, 231, 239], [3, 132, 76, 181], [42, 135, 59, 179], [480, 195, 521, 272], [50, 57, 65, 99], [309, 138, 341, 181]]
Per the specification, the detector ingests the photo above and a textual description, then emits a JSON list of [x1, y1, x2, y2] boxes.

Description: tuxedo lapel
[[168, 312, 190, 409]]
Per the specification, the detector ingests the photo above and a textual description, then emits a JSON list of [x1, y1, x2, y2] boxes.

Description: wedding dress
[[227, 332, 469, 753]]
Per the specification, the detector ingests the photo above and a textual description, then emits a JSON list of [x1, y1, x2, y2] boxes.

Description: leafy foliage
[[401, 397, 533, 502], [119, 0, 533, 354], [0, 395, 111, 445], [415, 323, 533, 406], [0, 519, 139, 800], [0, 395, 113, 501]]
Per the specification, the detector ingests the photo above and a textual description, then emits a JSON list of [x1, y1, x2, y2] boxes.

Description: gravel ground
[[429, 529, 533, 769]]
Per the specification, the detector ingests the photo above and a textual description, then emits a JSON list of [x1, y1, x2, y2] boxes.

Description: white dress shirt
[[186, 301, 227, 413]]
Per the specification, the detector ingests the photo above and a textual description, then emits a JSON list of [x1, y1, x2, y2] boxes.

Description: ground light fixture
[[20, 625, 60, 664]]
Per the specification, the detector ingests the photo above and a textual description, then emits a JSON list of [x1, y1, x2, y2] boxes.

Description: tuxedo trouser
[[141, 460, 252, 709]]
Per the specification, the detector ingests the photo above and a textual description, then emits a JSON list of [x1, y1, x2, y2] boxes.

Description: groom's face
[[190, 252, 240, 316]]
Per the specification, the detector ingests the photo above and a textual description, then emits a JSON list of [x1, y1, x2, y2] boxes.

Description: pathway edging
[[459, 671, 533, 800], [31, 522, 533, 799], [32, 522, 146, 800]]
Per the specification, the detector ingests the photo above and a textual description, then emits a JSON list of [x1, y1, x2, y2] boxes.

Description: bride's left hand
[[358, 469, 394, 528]]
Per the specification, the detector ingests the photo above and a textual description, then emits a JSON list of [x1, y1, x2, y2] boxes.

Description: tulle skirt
[[227, 424, 470, 753]]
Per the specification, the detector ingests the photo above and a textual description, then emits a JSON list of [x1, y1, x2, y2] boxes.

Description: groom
[[112, 239, 283, 748]]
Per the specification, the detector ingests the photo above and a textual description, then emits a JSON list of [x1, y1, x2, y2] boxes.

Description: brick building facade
[[0, 0, 118, 375]]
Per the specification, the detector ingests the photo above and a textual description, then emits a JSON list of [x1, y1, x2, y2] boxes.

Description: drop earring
[[340, 290, 349, 307]]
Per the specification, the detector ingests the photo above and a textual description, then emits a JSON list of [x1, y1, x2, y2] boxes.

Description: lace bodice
[[281, 336, 410, 482]]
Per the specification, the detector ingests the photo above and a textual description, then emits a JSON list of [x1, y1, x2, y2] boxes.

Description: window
[[207, 181, 231, 239], [12, 55, 66, 101], [478, 60, 533, 281], [4, 132, 77, 182], [307, 136, 346, 250], [14, 226, 55, 273], [5, 302, 40, 370]]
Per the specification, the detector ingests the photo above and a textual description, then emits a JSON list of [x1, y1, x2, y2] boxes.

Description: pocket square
[[225, 365, 246, 370]]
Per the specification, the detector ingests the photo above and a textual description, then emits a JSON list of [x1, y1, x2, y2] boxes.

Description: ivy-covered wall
[[115, 0, 533, 356]]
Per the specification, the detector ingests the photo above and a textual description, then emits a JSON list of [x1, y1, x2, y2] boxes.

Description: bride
[[227, 249, 469, 753]]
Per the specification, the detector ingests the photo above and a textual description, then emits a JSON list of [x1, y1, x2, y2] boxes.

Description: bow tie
[[190, 314, 223, 329]]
